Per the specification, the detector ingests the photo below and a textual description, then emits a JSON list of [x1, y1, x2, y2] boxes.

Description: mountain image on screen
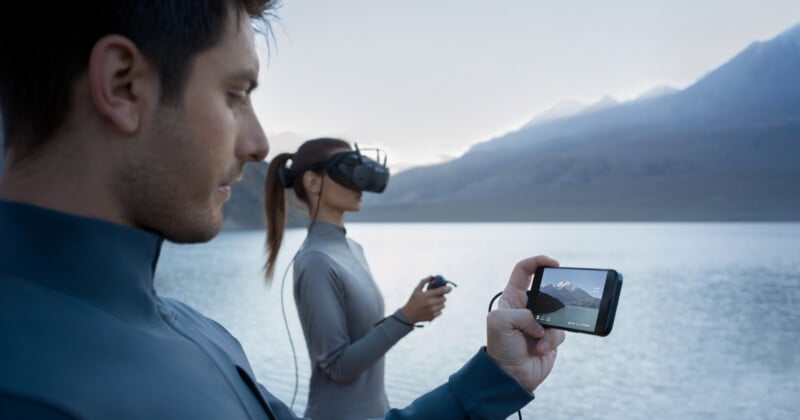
[[541, 281, 601, 309]]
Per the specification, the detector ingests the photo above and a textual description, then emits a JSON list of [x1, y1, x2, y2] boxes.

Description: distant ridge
[[222, 161, 308, 230], [541, 282, 600, 309], [349, 22, 800, 222], [8, 25, 797, 227]]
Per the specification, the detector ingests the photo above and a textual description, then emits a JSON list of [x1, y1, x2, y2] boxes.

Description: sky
[[253, 0, 800, 172], [541, 268, 608, 298]]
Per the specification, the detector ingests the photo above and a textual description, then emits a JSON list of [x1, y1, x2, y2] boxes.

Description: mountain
[[522, 96, 629, 131], [522, 100, 587, 128], [581, 95, 620, 114], [221, 161, 309, 230], [220, 130, 312, 230], [352, 23, 800, 222], [221, 161, 267, 230], [635, 85, 680, 100], [10, 26, 798, 226], [541, 282, 600, 309]]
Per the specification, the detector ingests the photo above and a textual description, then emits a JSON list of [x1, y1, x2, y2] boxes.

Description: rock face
[[222, 161, 309, 230], [540, 282, 601, 309]]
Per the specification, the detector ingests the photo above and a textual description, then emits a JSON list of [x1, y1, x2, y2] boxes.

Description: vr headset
[[279, 144, 390, 193]]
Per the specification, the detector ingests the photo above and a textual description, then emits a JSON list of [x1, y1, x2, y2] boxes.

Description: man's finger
[[545, 328, 566, 348], [507, 255, 559, 293], [534, 328, 566, 355], [491, 308, 546, 339]]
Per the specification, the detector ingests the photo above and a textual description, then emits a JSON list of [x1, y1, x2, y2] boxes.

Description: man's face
[[120, 10, 268, 243]]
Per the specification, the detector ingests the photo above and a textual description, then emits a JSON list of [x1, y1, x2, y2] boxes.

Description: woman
[[264, 138, 450, 420]]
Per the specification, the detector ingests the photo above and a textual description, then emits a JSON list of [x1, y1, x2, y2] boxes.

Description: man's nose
[[237, 110, 269, 162]]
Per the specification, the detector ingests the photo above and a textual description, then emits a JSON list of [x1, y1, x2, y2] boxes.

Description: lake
[[154, 223, 800, 419]]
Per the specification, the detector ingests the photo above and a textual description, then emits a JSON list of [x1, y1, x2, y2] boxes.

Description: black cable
[[373, 314, 424, 329], [488, 290, 523, 420], [308, 176, 324, 230], [280, 175, 325, 410], [279, 253, 300, 409], [488, 291, 504, 312]]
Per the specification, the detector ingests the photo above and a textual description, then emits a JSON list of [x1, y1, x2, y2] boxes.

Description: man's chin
[[162, 212, 224, 244]]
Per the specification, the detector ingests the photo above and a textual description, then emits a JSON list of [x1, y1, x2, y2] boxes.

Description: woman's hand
[[400, 277, 451, 324]]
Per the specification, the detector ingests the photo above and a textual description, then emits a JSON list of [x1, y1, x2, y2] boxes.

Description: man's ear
[[303, 171, 323, 195], [87, 35, 156, 135]]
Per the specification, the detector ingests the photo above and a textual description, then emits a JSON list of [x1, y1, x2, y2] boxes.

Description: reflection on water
[[536, 305, 598, 332], [155, 223, 800, 419]]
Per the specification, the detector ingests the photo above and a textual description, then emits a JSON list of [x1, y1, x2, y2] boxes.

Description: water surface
[[155, 223, 800, 419]]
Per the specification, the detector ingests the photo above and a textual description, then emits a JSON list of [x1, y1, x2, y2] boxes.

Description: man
[[0, 1, 565, 419]]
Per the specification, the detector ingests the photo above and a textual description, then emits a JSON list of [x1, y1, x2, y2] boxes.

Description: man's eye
[[228, 92, 248, 106]]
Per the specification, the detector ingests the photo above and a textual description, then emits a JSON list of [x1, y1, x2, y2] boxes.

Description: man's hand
[[486, 255, 565, 392]]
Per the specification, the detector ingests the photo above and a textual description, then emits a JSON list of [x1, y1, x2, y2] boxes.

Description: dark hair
[[264, 138, 351, 280], [0, 0, 280, 160]]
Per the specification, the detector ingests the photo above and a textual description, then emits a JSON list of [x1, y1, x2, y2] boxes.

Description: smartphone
[[526, 266, 622, 336]]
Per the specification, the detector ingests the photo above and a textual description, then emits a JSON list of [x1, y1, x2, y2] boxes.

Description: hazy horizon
[[254, 1, 800, 171]]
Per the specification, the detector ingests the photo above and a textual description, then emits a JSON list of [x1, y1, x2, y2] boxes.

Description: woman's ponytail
[[264, 153, 293, 281], [263, 138, 352, 282]]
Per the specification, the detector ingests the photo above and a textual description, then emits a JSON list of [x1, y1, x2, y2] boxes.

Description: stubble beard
[[116, 106, 223, 243]]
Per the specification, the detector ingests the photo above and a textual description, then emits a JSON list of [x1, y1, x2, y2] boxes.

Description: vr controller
[[425, 275, 458, 291]]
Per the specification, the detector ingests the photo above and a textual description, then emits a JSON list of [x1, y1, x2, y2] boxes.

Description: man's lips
[[218, 174, 241, 198], [219, 172, 243, 189], [217, 185, 232, 200]]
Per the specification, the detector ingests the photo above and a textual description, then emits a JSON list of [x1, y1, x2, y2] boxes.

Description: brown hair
[[0, 0, 280, 160], [264, 138, 351, 281]]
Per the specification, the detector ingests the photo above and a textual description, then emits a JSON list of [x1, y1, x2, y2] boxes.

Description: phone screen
[[531, 267, 609, 333]]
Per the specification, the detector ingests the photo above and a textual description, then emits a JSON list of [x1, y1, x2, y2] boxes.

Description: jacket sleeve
[[294, 251, 414, 384], [383, 348, 534, 420], [256, 383, 308, 419]]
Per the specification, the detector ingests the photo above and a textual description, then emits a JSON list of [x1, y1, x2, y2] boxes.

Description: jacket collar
[[0, 199, 164, 323], [307, 220, 347, 240]]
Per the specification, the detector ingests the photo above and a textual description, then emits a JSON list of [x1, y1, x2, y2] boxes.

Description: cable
[[308, 176, 324, 229], [488, 290, 523, 420], [279, 254, 300, 409], [488, 291, 504, 312], [373, 314, 424, 329], [280, 175, 325, 411]]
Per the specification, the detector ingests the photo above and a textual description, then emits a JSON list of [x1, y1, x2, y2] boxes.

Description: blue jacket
[[0, 200, 533, 419]]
